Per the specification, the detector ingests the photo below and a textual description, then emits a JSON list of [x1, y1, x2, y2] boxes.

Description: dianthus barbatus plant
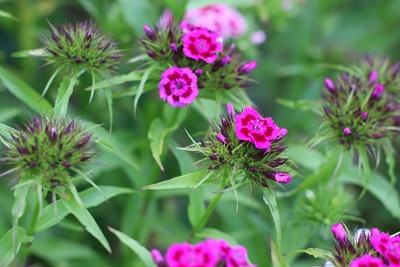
[[0, 115, 98, 197], [139, 17, 256, 107], [313, 55, 400, 182]]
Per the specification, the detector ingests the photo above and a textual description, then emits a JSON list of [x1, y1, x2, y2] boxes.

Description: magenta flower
[[183, 3, 247, 38], [349, 254, 386, 267], [344, 127, 352, 135], [182, 28, 222, 64], [158, 66, 198, 107], [274, 173, 291, 184], [372, 84, 385, 99], [235, 106, 281, 150], [370, 228, 400, 266], [331, 223, 348, 245]]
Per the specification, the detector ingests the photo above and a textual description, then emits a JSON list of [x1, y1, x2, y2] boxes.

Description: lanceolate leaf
[[0, 65, 52, 113], [62, 184, 111, 253], [263, 187, 281, 251], [0, 227, 33, 267], [109, 227, 158, 267], [270, 237, 289, 267], [37, 186, 134, 232], [142, 170, 214, 190]]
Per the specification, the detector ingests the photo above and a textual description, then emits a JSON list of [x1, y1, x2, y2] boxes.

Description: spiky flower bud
[[40, 20, 121, 74], [0, 116, 99, 193]]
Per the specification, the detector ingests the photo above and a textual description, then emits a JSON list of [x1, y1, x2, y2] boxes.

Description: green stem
[[27, 199, 40, 236], [191, 189, 223, 236]]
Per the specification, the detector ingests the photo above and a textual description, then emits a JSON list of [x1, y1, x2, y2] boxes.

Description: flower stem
[[191, 189, 223, 235]]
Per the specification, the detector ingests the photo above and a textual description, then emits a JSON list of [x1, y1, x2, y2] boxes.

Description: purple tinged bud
[[368, 70, 378, 85], [226, 103, 236, 117], [220, 56, 231, 66], [238, 61, 257, 74], [361, 112, 368, 121], [209, 154, 218, 161], [372, 83, 384, 98], [343, 127, 351, 135], [216, 134, 227, 144], [50, 127, 57, 142], [63, 161, 72, 168], [323, 106, 333, 117], [51, 31, 60, 43], [85, 31, 93, 42], [372, 133, 384, 139], [170, 42, 178, 53], [324, 78, 335, 92], [80, 155, 91, 162], [223, 83, 233, 89], [17, 147, 30, 155], [143, 25, 156, 41], [75, 135, 91, 148], [274, 172, 291, 183], [33, 116, 41, 130], [146, 50, 157, 59], [194, 69, 203, 76], [30, 161, 37, 167], [331, 223, 348, 245], [63, 120, 75, 135]]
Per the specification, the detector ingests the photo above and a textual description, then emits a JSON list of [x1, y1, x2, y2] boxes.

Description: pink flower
[[370, 228, 400, 266], [150, 249, 165, 265], [226, 246, 250, 267], [331, 223, 348, 245], [235, 107, 281, 150], [165, 242, 219, 267], [344, 127, 352, 135], [275, 172, 291, 183], [349, 254, 386, 267], [158, 66, 198, 107], [182, 28, 222, 64], [183, 4, 247, 38], [372, 84, 385, 98]]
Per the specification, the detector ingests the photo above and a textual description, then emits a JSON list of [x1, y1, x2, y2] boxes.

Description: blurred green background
[[1, 0, 400, 266]]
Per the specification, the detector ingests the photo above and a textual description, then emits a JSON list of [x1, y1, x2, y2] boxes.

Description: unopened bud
[[368, 70, 378, 85], [324, 78, 335, 92]]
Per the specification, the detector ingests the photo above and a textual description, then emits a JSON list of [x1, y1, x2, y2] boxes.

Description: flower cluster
[[326, 223, 400, 267], [0, 116, 98, 193], [139, 5, 256, 107], [318, 55, 400, 154], [150, 238, 255, 267], [40, 20, 121, 74], [189, 103, 291, 189], [183, 4, 247, 39]]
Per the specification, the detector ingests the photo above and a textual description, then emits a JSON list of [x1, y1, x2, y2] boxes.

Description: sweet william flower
[[183, 3, 247, 38], [182, 27, 222, 64], [349, 254, 386, 267], [158, 66, 199, 107]]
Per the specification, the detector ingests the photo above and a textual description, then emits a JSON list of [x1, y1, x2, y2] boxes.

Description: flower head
[[188, 103, 292, 189], [182, 27, 223, 64], [158, 66, 198, 107], [40, 20, 121, 74], [151, 239, 255, 267], [0, 116, 98, 193], [183, 4, 247, 38]]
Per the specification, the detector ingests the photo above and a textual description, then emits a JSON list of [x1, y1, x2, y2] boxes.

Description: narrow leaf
[[54, 74, 78, 117], [188, 187, 206, 227], [134, 65, 154, 117], [62, 185, 111, 253], [0, 65, 52, 113], [270, 237, 289, 267], [84, 72, 143, 91], [263, 187, 281, 250], [0, 227, 33, 267], [37, 186, 133, 232], [142, 170, 213, 190], [109, 227, 158, 267]]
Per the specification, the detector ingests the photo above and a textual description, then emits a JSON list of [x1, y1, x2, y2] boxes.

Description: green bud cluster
[[0, 116, 98, 192], [40, 21, 121, 74]]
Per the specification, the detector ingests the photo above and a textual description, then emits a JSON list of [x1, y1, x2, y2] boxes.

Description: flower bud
[[324, 78, 335, 92], [368, 70, 378, 85], [371, 83, 384, 99], [331, 223, 348, 245], [143, 25, 157, 41], [238, 61, 257, 74], [343, 127, 351, 135]]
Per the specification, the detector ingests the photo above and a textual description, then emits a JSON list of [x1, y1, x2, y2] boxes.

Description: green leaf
[[134, 65, 154, 117], [84, 72, 143, 91], [109, 227, 158, 267], [188, 187, 206, 228], [338, 163, 400, 220], [270, 237, 289, 267], [0, 227, 33, 267], [285, 144, 325, 171], [61, 185, 111, 253], [276, 98, 321, 112], [0, 9, 19, 21], [0, 107, 20, 122], [0, 65, 52, 113], [142, 170, 213, 190], [119, 0, 158, 36], [263, 187, 281, 250], [37, 186, 134, 232], [289, 248, 332, 261], [54, 74, 79, 117]]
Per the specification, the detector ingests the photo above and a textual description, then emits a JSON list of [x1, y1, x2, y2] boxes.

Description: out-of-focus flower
[[183, 4, 247, 38], [370, 228, 400, 266], [349, 254, 386, 267], [151, 238, 256, 267], [250, 30, 267, 45], [0, 116, 98, 193], [182, 28, 222, 63], [158, 66, 198, 107], [40, 20, 121, 74]]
